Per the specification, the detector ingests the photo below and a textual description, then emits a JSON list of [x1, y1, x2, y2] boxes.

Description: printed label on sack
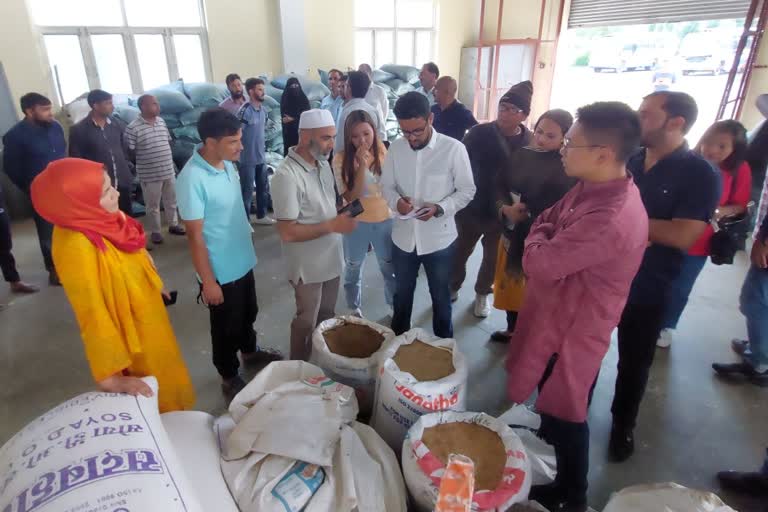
[[271, 462, 325, 512], [0, 388, 195, 512], [394, 384, 459, 411]]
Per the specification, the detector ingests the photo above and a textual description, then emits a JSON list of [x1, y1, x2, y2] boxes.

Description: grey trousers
[[289, 277, 340, 361], [141, 178, 179, 234]]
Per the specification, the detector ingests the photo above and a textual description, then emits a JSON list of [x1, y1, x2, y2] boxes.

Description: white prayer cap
[[299, 109, 335, 130]]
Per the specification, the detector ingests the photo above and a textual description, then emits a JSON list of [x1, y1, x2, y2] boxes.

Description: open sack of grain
[[403, 411, 532, 512], [0, 378, 204, 512], [311, 316, 395, 416], [371, 328, 468, 452], [218, 360, 407, 512]]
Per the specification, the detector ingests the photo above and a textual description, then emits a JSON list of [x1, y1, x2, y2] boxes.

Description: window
[[30, 0, 210, 104], [354, 0, 435, 67]]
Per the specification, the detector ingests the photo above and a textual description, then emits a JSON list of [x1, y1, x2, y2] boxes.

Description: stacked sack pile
[[62, 79, 286, 172]]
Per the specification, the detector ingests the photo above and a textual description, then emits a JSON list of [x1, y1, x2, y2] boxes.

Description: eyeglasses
[[562, 137, 606, 150], [397, 124, 429, 138], [498, 104, 523, 115]]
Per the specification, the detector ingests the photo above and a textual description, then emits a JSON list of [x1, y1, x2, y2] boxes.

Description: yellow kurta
[[53, 227, 195, 412], [492, 238, 527, 312]]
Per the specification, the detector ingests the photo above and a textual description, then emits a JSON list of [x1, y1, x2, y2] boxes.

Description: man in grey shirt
[[272, 109, 357, 361]]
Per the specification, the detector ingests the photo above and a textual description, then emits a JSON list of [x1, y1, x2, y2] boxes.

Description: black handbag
[[710, 214, 749, 265], [709, 167, 754, 265]]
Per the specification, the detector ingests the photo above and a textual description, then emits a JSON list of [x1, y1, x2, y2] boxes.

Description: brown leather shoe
[[717, 470, 768, 495], [11, 281, 39, 294]]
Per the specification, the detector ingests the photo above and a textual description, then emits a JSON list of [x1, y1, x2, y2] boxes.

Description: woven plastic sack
[[380, 64, 420, 84], [402, 412, 531, 512], [179, 106, 208, 126], [184, 82, 229, 108], [0, 378, 202, 512], [602, 483, 737, 512], [382, 78, 416, 96], [373, 69, 397, 83], [310, 316, 395, 416], [113, 104, 140, 125], [370, 328, 468, 452], [173, 124, 201, 143]]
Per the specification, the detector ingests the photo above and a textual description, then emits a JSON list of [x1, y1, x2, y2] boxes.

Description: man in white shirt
[[335, 71, 386, 152], [382, 92, 475, 338], [358, 63, 390, 122], [416, 62, 439, 106]]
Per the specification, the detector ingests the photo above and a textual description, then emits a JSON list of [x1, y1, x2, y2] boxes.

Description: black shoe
[[242, 347, 284, 368], [528, 483, 563, 510], [609, 423, 634, 462], [490, 330, 513, 343], [717, 470, 768, 495], [712, 362, 768, 387], [221, 375, 247, 401]]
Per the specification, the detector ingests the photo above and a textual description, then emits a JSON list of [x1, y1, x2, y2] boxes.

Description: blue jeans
[[392, 242, 455, 338], [240, 163, 269, 218], [661, 254, 708, 330], [342, 219, 396, 310], [739, 266, 768, 372]]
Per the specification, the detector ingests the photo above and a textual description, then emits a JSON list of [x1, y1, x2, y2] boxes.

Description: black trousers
[[506, 310, 518, 332], [611, 301, 666, 430], [32, 210, 54, 272], [204, 270, 258, 379], [539, 414, 590, 507], [0, 206, 20, 283], [119, 186, 133, 217]]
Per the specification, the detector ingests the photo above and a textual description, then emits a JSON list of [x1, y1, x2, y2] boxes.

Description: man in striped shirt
[[126, 94, 186, 245]]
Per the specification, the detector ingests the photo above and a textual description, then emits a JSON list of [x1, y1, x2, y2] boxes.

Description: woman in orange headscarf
[[31, 158, 195, 412]]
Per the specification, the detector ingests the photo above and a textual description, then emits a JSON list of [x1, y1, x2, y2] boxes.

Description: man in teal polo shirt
[[177, 107, 282, 399]]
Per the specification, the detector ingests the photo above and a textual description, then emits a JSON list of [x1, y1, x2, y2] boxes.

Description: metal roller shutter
[[568, 0, 752, 28]]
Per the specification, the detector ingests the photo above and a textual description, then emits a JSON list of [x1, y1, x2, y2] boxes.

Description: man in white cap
[[272, 109, 358, 360]]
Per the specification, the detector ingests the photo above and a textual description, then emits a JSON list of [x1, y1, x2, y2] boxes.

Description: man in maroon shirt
[[506, 102, 648, 512]]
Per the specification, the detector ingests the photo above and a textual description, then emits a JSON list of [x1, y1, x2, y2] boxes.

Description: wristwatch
[[434, 204, 445, 218]]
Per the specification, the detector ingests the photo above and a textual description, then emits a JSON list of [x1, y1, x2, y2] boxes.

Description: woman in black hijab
[[280, 77, 311, 155]]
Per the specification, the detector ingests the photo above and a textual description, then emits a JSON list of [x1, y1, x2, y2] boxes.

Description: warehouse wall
[[301, 0, 479, 82], [0, 0, 53, 116], [204, 0, 284, 81]]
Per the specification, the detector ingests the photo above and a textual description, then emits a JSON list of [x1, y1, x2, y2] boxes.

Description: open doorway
[[551, 18, 747, 144]]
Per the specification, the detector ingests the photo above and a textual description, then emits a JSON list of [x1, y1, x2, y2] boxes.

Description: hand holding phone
[[162, 290, 178, 307], [338, 198, 365, 217]]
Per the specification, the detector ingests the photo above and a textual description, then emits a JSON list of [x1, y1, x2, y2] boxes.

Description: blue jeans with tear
[[739, 266, 768, 372], [342, 219, 396, 310]]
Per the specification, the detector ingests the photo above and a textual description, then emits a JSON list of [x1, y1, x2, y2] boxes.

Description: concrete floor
[[1, 217, 767, 511]]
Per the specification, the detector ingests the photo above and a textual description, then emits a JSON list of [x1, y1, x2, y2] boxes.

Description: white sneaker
[[656, 328, 674, 348], [473, 294, 491, 318], [350, 308, 364, 318], [252, 216, 276, 225]]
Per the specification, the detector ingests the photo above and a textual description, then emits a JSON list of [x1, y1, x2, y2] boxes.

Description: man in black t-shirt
[[609, 91, 721, 462]]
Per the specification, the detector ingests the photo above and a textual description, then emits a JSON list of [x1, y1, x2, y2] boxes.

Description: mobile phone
[[338, 198, 365, 218], [414, 206, 433, 218], [163, 290, 178, 307]]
